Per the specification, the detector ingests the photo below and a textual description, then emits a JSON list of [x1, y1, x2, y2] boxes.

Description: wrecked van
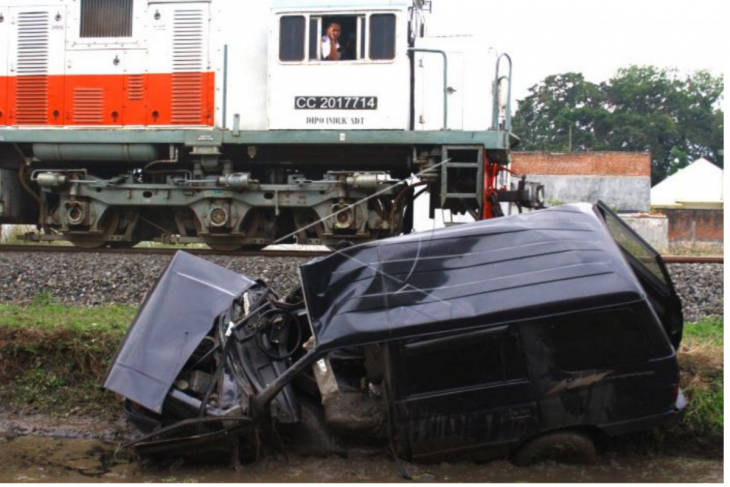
[[104, 202, 686, 466]]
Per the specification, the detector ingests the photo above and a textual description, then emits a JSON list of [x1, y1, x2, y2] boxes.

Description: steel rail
[[0, 244, 330, 259], [0, 245, 722, 264]]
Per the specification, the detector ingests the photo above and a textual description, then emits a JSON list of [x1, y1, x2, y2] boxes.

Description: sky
[[414, 0, 726, 229], [426, 0, 727, 103]]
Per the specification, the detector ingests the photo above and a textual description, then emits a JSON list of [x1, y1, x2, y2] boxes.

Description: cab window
[[312, 16, 361, 61], [369, 14, 396, 60], [279, 13, 396, 62], [280, 16, 306, 62]]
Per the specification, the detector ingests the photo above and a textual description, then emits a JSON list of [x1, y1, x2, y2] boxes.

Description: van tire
[[511, 430, 597, 466]]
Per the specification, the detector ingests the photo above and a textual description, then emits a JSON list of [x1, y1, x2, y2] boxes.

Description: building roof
[[300, 204, 645, 351], [651, 158, 724, 209]]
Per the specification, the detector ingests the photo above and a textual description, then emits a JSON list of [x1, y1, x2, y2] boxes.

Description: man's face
[[328, 23, 341, 41]]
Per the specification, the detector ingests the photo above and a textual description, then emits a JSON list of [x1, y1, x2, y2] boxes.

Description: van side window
[[402, 327, 527, 395], [548, 309, 649, 371], [369, 14, 396, 60], [80, 0, 134, 38], [280, 16, 306, 62]]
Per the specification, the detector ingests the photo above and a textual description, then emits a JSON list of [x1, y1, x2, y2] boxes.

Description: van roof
[[300, 203, 646, 350]]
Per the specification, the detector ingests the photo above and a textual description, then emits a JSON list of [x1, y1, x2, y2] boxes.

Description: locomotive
[[0, 0, 542, 250]]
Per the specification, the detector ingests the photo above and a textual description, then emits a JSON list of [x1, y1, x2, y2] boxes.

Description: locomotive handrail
[[492, 53, 513, 133], [408, 48, 448, 130], [223, 45, 229, 130]]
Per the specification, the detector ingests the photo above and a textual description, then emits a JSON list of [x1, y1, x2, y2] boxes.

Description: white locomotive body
[[0, 0, 523, 250]]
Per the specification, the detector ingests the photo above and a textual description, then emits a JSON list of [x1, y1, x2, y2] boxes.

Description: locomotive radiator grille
[[171, 9, 206, 124], [73, 88, 105, 124], [127, 74, 146, 101], [15, 11, 50, 124]]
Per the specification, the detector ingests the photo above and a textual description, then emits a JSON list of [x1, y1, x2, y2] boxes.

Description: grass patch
[[678, 317, 723, 434], [0, 294, 136, 334], [0, 300, 136, 418]]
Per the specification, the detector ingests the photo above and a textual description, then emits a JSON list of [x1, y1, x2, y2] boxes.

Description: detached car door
[[390, 325, 539, 460]]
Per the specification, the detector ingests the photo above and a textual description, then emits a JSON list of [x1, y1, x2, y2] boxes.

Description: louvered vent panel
[[80, 0, 134, 38], [171, 9, 205, 124], [16, 11, 50, 124], [74, 88, 105, 124], [127, 74, 145, 101]]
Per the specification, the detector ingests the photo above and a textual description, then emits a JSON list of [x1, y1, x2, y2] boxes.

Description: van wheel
[[511, 430, 596, 466]]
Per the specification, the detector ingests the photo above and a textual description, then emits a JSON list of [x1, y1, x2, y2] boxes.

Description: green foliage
[[513, 66, 724, 184], [684, 317, 723, 346], [680, 317, 723, 434], [685, 378, 724, 434]]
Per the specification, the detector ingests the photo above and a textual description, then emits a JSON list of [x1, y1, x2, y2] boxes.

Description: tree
[[512, 73, 607, 152], [513, 66, 724, 184]]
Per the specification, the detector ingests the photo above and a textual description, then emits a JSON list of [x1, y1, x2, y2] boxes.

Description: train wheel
[[67, 209, 121, 249], [203, 238, 245, 252]]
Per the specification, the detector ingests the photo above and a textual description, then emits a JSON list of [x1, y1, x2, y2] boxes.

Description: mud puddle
[[0, 435, 722, 483]]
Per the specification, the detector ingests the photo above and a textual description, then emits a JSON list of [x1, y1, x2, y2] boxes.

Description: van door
[[390, 325, 539, 460]]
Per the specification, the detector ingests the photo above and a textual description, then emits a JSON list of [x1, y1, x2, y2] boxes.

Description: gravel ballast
[[0, 251, 723, 322]]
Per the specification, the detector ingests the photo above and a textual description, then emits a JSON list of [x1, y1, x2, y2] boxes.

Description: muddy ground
[[0, 413, 723, 483]]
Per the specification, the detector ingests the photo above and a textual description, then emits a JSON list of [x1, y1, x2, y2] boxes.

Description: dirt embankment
[[0, 320, 723, 458]]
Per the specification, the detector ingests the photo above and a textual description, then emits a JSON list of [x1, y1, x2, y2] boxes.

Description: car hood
[[103, 251, 256, 413]]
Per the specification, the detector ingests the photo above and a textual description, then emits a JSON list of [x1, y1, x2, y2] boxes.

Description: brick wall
[[511, 152, 651, 177], [663, 209, 724, 242], [510, 152, 652, 212]]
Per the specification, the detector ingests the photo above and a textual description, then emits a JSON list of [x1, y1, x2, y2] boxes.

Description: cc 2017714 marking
[[295, 96, 378, 110]]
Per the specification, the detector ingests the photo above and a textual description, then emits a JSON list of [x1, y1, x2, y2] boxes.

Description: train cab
[[269, 1, 411, 131]]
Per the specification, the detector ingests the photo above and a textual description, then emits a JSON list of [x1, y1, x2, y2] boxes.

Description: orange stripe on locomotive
[[1, 72, 215, 126]]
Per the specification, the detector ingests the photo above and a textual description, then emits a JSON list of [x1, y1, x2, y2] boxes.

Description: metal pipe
[[142, 145, 179, 173], [493, 53, 513, 132], [16, 162, 41, 205], [408, 48, 448, 130]]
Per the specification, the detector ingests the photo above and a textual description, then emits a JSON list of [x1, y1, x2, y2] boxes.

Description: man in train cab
[[322, 21, 342, 60]]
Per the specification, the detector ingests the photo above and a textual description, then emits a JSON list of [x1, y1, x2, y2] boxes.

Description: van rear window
[[549, 309, 649, 371]]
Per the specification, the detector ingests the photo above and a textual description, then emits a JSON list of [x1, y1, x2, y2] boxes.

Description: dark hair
[[327, 21, 341, 28]]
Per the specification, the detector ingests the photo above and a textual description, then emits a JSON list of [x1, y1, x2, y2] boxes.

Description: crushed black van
[[104, 202, 686, 466]]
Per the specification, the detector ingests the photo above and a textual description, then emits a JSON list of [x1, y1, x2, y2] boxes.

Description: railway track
[[0, 244, 329, 259], [0, 244, 722, 263]]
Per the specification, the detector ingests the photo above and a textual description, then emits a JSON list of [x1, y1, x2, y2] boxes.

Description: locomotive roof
[[300, 203, 647, 350], [272, 0, 414, 10]]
